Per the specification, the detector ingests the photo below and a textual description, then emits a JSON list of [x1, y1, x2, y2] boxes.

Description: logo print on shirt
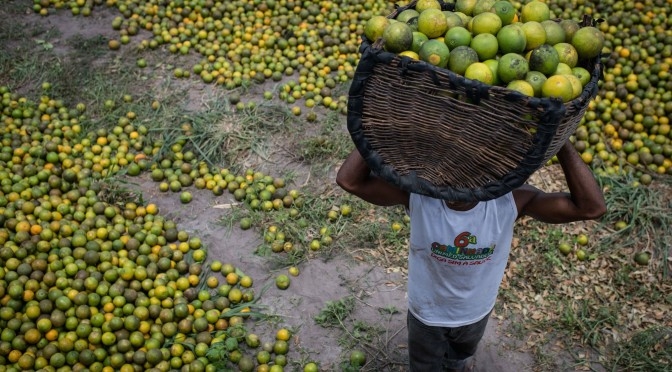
[[430, 231, 496, 261]]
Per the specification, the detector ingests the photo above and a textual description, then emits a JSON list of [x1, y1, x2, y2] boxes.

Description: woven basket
[[347, 8, 603, 202]]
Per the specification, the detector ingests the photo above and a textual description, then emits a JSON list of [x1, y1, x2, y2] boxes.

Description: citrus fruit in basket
[[528, 44, 560, 76], [470, 12, 502, 35], [418, 8, 449, 39], [541, 75, 574, 102], [541, 20, 566, 46], [415, 0, 441, 12], [411, 31, 429, 53], [399, 50, 420, 60], [419, 39, 451, 68], [445, 26, 472, 49], [571, 66, 591, 87], [483, 59, 501, 85], [520, 0, 550, 23], [565, 74, 583, 99], [397, 9, 420, 24], [470, 33, 498, 61], [383, 22, 414, 53], [521, 21, 546, 51], [553, 43, 579, 68], [553, 62, 572, 76], [444, 11, 464, 29], [497, 24, 527, 54], [571, 26, 605, 59], [525, 71, 547, 97], [472, 0, 496, 16], [559, 19, 580, 42], [464, 62, 494, 84], [507, 80, 535, 96], [364, 16, 390, 42], [455, 0, 478, 16], [490, 0, 516, 25], [497, 52, 529, 83], [448, 46, 479, 75]]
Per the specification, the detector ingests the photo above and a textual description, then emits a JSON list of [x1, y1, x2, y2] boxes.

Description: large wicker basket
[[347, 8, 603, 202]]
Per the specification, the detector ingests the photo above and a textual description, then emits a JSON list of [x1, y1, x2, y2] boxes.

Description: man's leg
[[407, 311, 451, 372], [444, 311, 491, 371]]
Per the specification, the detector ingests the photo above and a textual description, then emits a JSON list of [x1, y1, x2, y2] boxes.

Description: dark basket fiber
[[347, 19, 603, 202]]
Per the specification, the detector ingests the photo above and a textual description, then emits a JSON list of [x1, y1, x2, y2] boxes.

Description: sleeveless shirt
[[407, 192, 518, 327]]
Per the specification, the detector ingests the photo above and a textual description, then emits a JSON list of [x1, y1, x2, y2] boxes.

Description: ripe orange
[[383, 22, 413, 53], [521, 21, 546, 51], [364, 16, 390, 42], [541, 75, 573, 102], [464, 62, 494, 84], [497, 24, 526, 54], [571, 26, 605, 59], [521, 0, 550, 23], [417, 9, 449, 39]]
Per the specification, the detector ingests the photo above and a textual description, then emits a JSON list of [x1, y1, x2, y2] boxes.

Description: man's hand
[[513, 141, 606, 223], [336, 149, 409, 207]]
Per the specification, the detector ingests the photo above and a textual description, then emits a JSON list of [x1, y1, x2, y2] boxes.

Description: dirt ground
[[3, 3, 591, 371]]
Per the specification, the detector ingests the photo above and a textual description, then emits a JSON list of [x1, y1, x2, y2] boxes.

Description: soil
[[4, 3, 554, 371]]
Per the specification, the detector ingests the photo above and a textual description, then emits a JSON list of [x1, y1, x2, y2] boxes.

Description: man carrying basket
[[336, 141, 606, 372]]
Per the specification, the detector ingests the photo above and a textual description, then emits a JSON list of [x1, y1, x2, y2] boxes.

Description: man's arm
[[336, 149, 410, 208], [513, 141, 606, 223]]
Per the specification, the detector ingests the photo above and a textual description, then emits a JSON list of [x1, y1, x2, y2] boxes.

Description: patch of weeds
[[146, 94, 296, 171], [531, 343, 559, 372], [559, 299, 616, 347], [596, 172, 672, 276], [314, 296, 356, 328], [610, 326, 672, 372], [67, 34, 109, 57], [94, 175, 144, 208], [296, 110, 351, 165]]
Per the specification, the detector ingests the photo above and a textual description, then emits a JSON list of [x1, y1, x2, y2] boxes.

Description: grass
[[611, 326, 672, 372]]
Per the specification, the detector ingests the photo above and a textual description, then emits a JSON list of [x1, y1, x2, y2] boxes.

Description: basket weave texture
[[347, 14, 603, 202]]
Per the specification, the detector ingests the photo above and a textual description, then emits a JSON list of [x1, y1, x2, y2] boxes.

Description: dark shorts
[[407, 310, 491, 371]]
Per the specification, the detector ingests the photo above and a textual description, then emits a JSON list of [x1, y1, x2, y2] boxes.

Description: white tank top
[[407, 192, 517, 327]]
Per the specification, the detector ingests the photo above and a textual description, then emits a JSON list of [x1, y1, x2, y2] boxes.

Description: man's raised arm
[[513, 141, 607, 223], [336, 149, 409, 208]]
